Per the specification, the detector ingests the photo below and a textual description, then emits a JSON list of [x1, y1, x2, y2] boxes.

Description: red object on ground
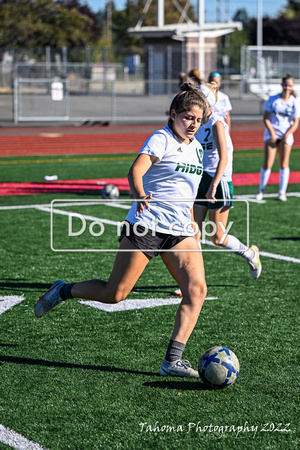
[[0, 172, 299, 196]]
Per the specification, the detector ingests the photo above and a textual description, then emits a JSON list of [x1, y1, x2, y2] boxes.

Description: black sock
[[59, 283, 75, 301], [165, 339, 186, 362]]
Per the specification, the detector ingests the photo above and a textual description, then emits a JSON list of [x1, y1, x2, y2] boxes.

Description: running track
[[0, 122, 300, 156], [0, 123, 299, 195]]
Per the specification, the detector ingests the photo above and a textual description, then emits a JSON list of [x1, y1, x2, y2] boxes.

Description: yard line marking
[[0, 424, 47, 449], [235, 192, 300, 204], [1, 192, 299, 211], [259, 251, 300, 264], [201, 240, 300, 264], [79, 297, 219, 312], [0, 296, 25, 315], [0, 201, 131, 211]]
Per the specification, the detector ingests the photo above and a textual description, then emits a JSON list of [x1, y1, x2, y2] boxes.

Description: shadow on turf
[[143, 380, 209, 390], [0, 343, 17, 347], [271, 237, 300, 241], [0, 280, 52, 292], [0, 281, 239, 296], [0, 354, 161, 377], [133, 284, 240, 294]]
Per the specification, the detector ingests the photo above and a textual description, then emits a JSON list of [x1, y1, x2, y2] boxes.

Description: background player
[[173, 82, 261, 297], [256, 73, 300, 202], [208, 71, 232, 133]]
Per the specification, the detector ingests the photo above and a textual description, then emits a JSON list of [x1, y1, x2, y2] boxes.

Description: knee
[[105, 286, 127, 304], [189, 279, 207, 302]]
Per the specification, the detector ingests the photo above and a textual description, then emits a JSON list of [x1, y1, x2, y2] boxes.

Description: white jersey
[[263, 93, 300, 141], [194, 113, 233, 182], [126, 125, 203, 235], [214, 91, 232, 118]]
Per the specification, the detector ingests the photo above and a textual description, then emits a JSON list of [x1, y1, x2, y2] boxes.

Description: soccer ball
[[101, 184, 119, 199], [198, 346, 239, 389]]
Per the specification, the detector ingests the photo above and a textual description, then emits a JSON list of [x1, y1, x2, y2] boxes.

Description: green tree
[[280, 0, 300, 18], [0, 0, 99, 47]]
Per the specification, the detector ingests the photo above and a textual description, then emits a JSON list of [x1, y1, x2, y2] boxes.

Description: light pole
[[257, 0, 264, 81], [198, 0, 205, 77]]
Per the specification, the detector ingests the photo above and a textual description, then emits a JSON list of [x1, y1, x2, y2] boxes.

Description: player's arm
[[263, 110, 277, 143], [207, 121, 228, 202], [128, 153, 157, 215], [225, 111, 231, 134]]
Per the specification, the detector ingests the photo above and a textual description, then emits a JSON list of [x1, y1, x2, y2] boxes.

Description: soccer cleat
[[255, 191, 264, 201], [278, 193, 287, 202], [35, 280, 66, 318], [172, 288, 182, 296], [247, 245, 262, 279], [159, 359, 199, 378]]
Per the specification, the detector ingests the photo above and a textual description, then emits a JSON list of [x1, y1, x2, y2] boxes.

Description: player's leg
[[35, 237, 151, 317], [193, 204, 208, 244], [208, 207, 262, 278], [256, 141, 277, 199], [172, 204, 207, 297], [160, 237, 207, 377], [207, 206, 230, 246], [277, 141, 292, 201]]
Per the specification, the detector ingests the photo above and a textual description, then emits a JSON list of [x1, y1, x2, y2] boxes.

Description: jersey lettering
[[175, 162, 203, 176]]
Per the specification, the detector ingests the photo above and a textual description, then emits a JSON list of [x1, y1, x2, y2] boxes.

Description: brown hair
[[178, 69, 203, 88], [168, 82, 209, 129], [188, 69, 202, 86], [282, 73, 296, 97]]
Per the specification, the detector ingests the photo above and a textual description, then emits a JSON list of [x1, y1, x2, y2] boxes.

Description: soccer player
[[256, 73, 300, 202], [178, 69, 203, 88], [173, 82, 261, 297], [35, 82, 209, 378], [208, 72, 232, 133]]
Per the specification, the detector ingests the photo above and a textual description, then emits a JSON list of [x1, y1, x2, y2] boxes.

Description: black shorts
[[119, 221, 191, 258]]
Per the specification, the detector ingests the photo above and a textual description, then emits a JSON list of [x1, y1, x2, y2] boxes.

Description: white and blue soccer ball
[[101, 184, 119, 199], [198, 346, 240, 389]]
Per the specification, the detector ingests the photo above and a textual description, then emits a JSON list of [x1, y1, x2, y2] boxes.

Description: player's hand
[[136, 193, 152, 216], [206, 185, 217, 203], [269, 135, 277, 147]]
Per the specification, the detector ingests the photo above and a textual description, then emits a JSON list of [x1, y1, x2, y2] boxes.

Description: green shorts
[[195, 171, 234, 210]]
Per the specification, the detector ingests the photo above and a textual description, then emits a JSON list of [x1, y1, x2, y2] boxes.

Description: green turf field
[[0, 149, 299, 449]]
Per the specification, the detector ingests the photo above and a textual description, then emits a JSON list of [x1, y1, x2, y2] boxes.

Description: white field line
[[0, 298, 48, 450], [1, 199, 300, 263], [235, 192, 300, 204], [0, 424, 47, 450], [0, 201, 131, 211], [79, 296, 219, 313], [0, 296, 25, 315], [201, 239, 300, 263]]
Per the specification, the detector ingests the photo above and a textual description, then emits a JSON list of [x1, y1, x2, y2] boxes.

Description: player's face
[[171, 106, 203, 144], [281, 79, 294, 96]]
